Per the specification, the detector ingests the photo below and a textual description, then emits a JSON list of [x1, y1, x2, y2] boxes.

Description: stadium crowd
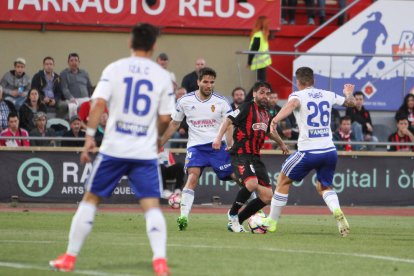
[[0, 53, 413, 152]]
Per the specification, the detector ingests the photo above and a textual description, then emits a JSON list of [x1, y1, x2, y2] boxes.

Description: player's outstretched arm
[[213, 117, 232, 150], [270, 98, 300, 135], [159, 120, 181, 147], [342, 84, 356, 107], [80, 98, 106, 164], [225, 123, 234, 150]]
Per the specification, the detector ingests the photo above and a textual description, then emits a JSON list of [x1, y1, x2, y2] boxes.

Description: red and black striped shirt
[[387, 132, 414, 152], [228, 101, 270, 155]]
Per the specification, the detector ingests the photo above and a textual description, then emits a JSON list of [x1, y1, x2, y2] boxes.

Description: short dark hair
[[231, 87, 246, 97], [131, 23, 159, 51], [340, 116, 351, 124], [68, 53, 79, 61], [252, 81, 272, 92], [295, 67, 314, 86], [7, 112, 18, 121], [198, 67, 216, 81], [353, 91, 364, 98], [396, 116, 409, 123], [43, 56, 54, 64]]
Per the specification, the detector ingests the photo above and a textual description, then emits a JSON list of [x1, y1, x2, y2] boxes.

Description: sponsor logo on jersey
[[211, 104, 216, 112], [252, 123, 268, 131], [189, 119, 217, 128], [308, 128, 330, 138]]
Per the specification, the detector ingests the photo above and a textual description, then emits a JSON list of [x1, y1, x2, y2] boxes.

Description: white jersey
[[289, 87, 345, 152], [172, 92, 232, 148], [92, 56, 175, 159]]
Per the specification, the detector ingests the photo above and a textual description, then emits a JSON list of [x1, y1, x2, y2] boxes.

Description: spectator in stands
[[387, 117, 414, 152], [159, 146, 185, 199], [281, 0, 297, 25], [248, 16, 272, 82], [0, 58, 31, 110], [317, 0, 346, 25], [156, 53, 177, 90], [268, 91, 281, 117], [230, 87, 246, 110], [305, 0, 316, 25], [333, 116, 356, 151], [61, 115, 85, 147], [171, 87, 188, 148], [331, 107, 341, 132], [19, 88, 47, 132], [277, 118, 298, 150], [181, 57, 206, 93], [31, 56, 64, 118], [29, 112, 56, 147], [346, 91, 378, 149], [0, 112, 29, 147], [60, 53, 93, 119], [78, 94, 108, 130], [395, 94, 414, 132], [0, 85, 16, 132]]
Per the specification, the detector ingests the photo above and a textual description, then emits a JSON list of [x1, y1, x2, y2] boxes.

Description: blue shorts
[[185, 142, 233, 181], [85, 153, 162, 199], [281, 149, 337, 187]]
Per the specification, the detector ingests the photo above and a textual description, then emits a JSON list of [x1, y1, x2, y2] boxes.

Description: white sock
[[67, 201, 97, 256], [180, 188, 194, 217], [145, 208, 167, 260], [322, 190, 340, 213], [269, 192, 288, 221]]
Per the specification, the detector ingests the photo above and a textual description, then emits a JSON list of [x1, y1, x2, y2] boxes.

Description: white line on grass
[[0, 261, 138, 276]]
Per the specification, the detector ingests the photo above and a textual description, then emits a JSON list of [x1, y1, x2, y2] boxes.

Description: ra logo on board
[[17, 158, 54, 197]]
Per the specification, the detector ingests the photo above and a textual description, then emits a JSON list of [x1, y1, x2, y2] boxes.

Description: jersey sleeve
[[333, 92, 345, 106], [228, 102, 250, 125], [158, 75, 175, 116], [221, 98, 233, 117], [171, 99, 185, 122], [92, 64, 113, 102]]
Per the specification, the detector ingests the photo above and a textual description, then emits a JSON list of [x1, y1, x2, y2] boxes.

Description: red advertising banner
[[0, 0, 280, 31]]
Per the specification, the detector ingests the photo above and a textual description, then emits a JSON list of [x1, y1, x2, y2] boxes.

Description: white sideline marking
[[0, 261, 137, 276]]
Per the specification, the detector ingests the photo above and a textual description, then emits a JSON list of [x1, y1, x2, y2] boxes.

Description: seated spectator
[[31, 56, 64, 118], [331, 107, 341, 132], [0, 58, 31, 110], [159, 146, 185, 198], [387, 117, 414, 152], [230, 87, 246, 110], [395, 94, 414, 133], [19, 88, 47, 132], [29, 112, 56, 147], [0, 112, 29, 147], [175, 87, 187, 100], [268, 91, 281, 117], [61, 115, 85, 147], [156, 53, 177, 90], [0, 85, 16, 132], [60, 53, 93, 119], [346, 91, 378, 149], [332, 116, 357, 151], [277, 118, 298, 150]]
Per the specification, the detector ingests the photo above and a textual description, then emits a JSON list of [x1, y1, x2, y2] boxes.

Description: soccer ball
[[168, 194, 181, 209], [247, 213, 268, 234]]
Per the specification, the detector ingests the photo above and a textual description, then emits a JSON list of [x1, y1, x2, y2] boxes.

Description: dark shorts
[[231, 154, 270, 188]]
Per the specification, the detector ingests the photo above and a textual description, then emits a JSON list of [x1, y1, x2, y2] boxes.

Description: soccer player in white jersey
[[264, 67, 356, 237], [49, 23, 175, 276], [160, 67, 235, 230]]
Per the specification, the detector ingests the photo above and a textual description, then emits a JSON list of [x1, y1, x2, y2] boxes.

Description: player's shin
[[238, 197, 267, 223], [229, 186, 253, 216], [67, 201, 97, 256], [269, 192, 288, 221], [145, 208, 167, 260], [180, 188, 195, 217]]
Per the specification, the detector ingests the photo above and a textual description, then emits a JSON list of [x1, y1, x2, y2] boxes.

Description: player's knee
[[82, 192, 101, 206]]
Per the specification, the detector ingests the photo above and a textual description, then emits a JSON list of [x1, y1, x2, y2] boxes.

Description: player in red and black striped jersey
[[213, 81, 289, 232], [387, 117, 414, 152]]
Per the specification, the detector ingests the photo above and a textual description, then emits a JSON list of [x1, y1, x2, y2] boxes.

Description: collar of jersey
[[195, 91, 213, 102]]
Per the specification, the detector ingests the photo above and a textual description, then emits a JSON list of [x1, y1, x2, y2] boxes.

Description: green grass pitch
[[0, 211, 413, 276]]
